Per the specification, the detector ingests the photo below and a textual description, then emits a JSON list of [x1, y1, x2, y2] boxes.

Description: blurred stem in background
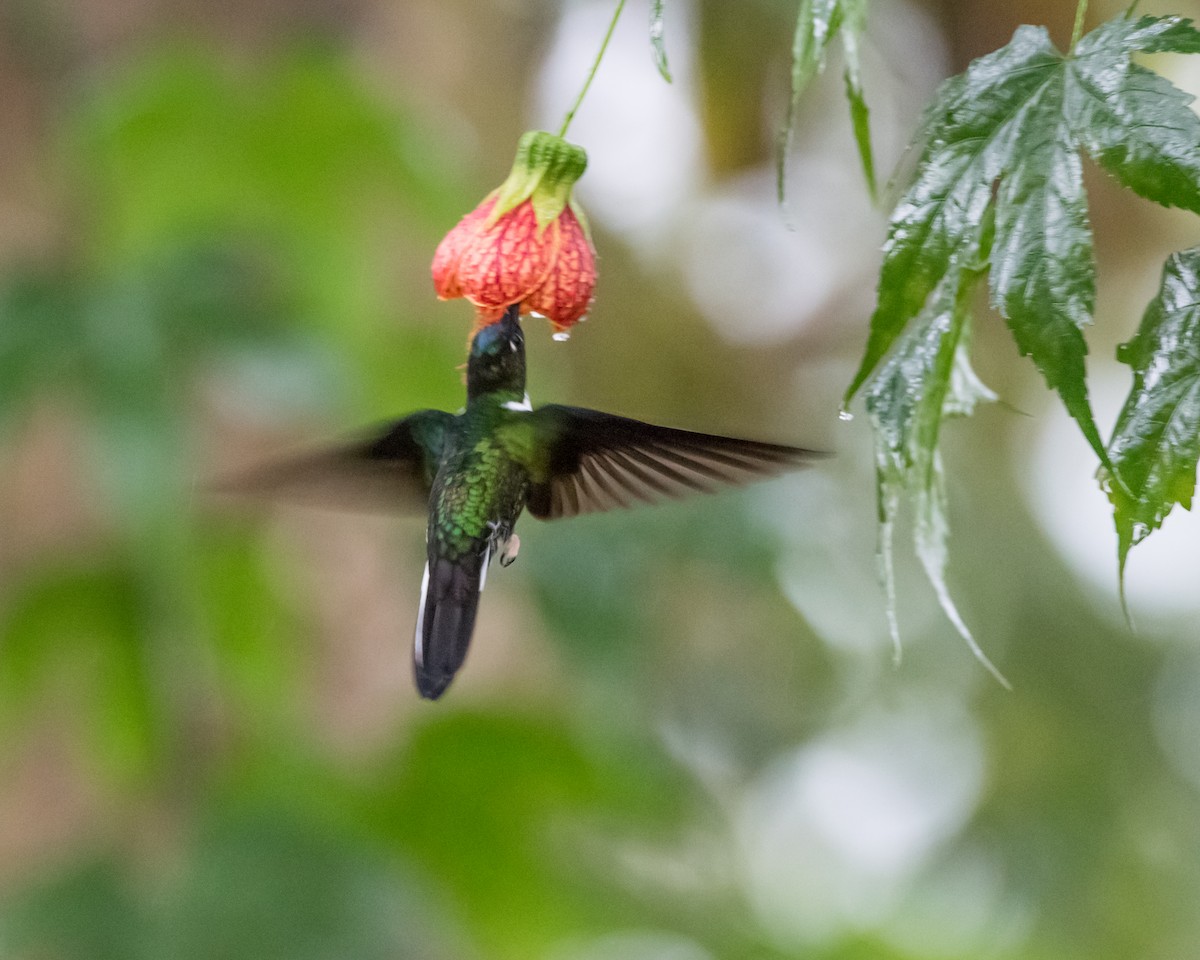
[[558, 0, 627, 136]]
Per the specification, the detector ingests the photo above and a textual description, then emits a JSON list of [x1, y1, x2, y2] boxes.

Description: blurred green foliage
[[0, 4, 1199, 960]]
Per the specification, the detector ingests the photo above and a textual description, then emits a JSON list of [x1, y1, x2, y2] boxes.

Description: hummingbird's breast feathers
[[430, 419, 533, 560]]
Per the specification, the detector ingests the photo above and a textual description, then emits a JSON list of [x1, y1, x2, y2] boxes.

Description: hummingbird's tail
[[413, 553, 486, 699]]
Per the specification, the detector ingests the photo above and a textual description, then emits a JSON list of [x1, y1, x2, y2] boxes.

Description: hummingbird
[[233, 304, 824, 700]]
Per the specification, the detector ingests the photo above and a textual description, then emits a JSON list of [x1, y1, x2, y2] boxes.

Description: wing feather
[[214, 411, 453, 513], [583, 456, 630, 510], [525, 405, 826, 520], [619, 445, 712, 493], [594, 450, 659, 506], [579, 456, 629, 512], [560, 469, 583, 518]]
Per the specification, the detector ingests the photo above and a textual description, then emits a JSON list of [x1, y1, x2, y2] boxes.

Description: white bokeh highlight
[[678, 164, 875, 345], [536, 0, 704, 253], [548, 931, 714, 960], [736, 699, 985, 947]]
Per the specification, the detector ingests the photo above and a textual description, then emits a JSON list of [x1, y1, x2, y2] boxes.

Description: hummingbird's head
[[467, 304, 526, 402]]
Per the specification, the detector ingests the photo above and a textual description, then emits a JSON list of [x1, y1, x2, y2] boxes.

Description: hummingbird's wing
[[522, 405, 826, 520], [216, 411, 454, 513]]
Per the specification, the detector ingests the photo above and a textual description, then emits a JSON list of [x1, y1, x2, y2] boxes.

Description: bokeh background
[[2, 0, 1200, 957]]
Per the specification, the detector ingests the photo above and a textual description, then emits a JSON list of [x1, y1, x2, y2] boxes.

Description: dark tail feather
[[413, 555, 484, 700]]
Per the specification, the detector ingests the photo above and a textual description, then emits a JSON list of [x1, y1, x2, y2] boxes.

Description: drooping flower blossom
[[432, 131, 596, 335]]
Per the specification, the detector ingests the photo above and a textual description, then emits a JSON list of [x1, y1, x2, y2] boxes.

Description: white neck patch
[[502, 393, 533, 412]]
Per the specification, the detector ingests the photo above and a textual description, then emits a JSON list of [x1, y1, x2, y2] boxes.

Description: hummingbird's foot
[[499, 533, 520, 567]]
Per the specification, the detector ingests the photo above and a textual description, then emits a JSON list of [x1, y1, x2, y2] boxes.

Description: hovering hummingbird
[[234, 304, 824, 699]]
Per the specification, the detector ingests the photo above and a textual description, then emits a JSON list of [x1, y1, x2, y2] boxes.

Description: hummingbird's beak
[[498, 302, 521, 334]]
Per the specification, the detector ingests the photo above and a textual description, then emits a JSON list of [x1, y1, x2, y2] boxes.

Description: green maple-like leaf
[[778, 0, 876, 202], [1102, 248, 1200, 581], [848, 16, 1200, 457], [865, 235, 1006, 682], [1069, 17, 1200, 211], [847, 14, 1200, 673]]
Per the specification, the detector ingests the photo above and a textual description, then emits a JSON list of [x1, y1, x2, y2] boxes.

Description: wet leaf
[[849, 17, 1200, 460], [1102, 248, 1200, 580], [843, 36, 876, 201], [778, 0, 875, 202], [847, 14, 1200, 656], [1068, 17, 1200, 213], [865, 249, 1004, 681], [989, 52, 1101, 459], [846, 28, 1087, 425]]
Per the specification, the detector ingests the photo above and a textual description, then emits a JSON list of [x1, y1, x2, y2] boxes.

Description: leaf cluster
[[842, 14, 1200, 664]]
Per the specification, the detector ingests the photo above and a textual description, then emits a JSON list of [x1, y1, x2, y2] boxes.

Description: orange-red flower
[[432, 131, 597, 336]]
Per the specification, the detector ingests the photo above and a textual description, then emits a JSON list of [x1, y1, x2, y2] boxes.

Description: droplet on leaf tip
[[838, 409, 854, 422]]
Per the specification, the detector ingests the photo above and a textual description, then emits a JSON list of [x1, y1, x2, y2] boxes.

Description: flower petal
[[431, 197, 496, 300], [457, 200, 559, 308], [526, 206, 596, 330]]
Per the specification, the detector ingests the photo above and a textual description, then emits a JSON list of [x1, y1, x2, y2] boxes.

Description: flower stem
[[1069, 0, 1089, 52], [558, 0, 627, 138]]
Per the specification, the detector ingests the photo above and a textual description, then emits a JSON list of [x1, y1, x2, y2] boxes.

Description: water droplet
[[552, 331, 571, 342], [838, 409, 854, 422]]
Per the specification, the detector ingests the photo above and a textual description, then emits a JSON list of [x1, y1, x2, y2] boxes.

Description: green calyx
[[489, 131, 589, 231]]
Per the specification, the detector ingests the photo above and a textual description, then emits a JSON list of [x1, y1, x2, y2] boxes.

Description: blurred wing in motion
[[522, 404, 827, 521], [214, 411, 454, 513]]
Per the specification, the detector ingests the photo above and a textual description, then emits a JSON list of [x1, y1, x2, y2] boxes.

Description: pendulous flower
[[432, 131, 597, 335]]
